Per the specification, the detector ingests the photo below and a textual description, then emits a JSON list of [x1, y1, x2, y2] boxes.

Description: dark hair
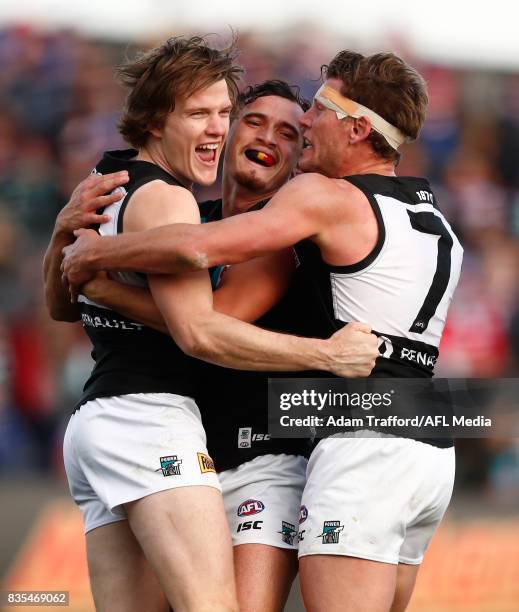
[[323, 51, 428, 163], [117, 35, 243, 148], [233, 79, 310, 119]]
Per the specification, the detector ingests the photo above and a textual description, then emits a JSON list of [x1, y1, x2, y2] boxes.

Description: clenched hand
[[326, 322, 379, 377]]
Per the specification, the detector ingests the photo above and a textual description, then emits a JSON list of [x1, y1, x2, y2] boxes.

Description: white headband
[[315, 84, 410, 150]]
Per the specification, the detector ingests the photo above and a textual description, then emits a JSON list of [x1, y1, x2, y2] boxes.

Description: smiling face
[[298, 78, 353, 178], [224, 95, 304, 195], [153, 79, 232, 187]]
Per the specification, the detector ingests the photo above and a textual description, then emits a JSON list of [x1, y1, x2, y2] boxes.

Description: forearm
[[86, 280, 169, 334], [87, 225, 204, 275], [83, 212, 292, 276], [179, 310, 333, 372], [43, 230, 80, 322]]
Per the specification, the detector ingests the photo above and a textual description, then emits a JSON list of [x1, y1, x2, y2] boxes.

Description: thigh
[[299, 555, 397, 612], [234, 544, 298, 612], [390, 563, 420, 612], [126, 486, 237, 612], [86, 521, 168, 612]]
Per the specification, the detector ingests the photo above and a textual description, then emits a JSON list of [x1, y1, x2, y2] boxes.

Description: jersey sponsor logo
[[237, 428, 271, 447], [156, 455, 182, 477], [378, 335, 394, 359], [299, 505, 308, 524], [298, 530, 306, 542], [238, 427, 252, 448], [81, 313, 144, 331], [197, 452, 215, 474], [237, 520, 263, 532], [317, 521, 344, 544], [279, 521, 297, 546], [237, 499, 265, 517], [400, 347, 437, 368], [252, 433, 271, 441]]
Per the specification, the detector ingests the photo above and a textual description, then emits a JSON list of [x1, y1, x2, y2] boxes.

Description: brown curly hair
[[117, 36, 243, 148]]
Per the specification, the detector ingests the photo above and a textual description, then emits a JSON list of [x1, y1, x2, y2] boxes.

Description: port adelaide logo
[[157, 455, 182, 477], [317, 521, 344, 544], [237, 499, 265, 517], [279, 521, 298, 546]]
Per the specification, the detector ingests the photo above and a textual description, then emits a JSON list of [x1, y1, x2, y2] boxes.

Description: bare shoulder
[[265, 173, 337, 214], [132, 180, 197, 208], [285, 172, 332, 193], [125, 179, 199, 231], [287, 173, 359, 201]]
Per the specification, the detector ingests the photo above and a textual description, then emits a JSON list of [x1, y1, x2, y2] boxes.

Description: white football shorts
[[63, 393, 220, 533], [298, 434, 455, 564], [219, 453, 308, 549]]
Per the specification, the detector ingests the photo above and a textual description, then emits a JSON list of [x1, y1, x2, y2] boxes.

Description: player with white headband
[[314, 83, 410, 150], [62, 49, 463, 612]]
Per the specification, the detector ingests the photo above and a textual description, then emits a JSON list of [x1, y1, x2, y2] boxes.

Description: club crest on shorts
[[157, 455, 182, 477], [197, 452, 215, 474], [237, 499, 265, 517], [317, 520, 344, 544], [299, 505, 308, 524], [279, 521, 297, 546]]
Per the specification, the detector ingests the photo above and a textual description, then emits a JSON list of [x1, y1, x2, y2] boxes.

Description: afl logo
[[378, 335, 394, 359], [238, 499, 265, 517], [299, 505, 308, 524]]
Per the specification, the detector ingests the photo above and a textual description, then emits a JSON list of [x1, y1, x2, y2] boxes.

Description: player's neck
[[136, 143, 193, 190], [338, 148, 396, 178], [221, 177, 273, 218]]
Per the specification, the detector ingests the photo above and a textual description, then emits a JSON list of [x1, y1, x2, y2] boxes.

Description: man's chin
[[298, 154, 315, 174], [234, 170, 269, 193], [193, 170, 218, 187]]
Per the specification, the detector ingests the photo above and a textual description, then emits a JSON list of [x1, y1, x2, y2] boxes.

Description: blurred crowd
[[1, 25, 519, 501]]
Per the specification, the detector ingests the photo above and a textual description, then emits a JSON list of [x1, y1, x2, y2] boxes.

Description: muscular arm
[[62, 173, 334, 284], [122, 180, 376, 376], [82, 248, 295, 333], [43, 171, 129, 321]]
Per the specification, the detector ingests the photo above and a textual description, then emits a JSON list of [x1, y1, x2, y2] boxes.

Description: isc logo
[[252, 433, 271, 441], [237, 520, 263, 532], [237, 499, 265, 517]]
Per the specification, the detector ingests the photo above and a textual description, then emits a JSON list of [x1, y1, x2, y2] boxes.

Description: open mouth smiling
[[195, 143, 219, 164]]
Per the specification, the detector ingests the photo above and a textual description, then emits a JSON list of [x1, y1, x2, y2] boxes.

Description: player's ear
[[148, 118, 164, 139], [351, 116, 372, 143]]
